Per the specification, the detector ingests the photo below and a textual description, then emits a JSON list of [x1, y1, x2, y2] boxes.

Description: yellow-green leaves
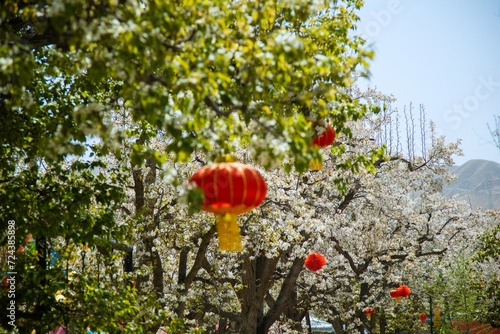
[[1, 0, 376, 173]]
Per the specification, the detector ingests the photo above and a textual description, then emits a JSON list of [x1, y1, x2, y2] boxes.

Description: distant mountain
[[443, 159, 500, 210]]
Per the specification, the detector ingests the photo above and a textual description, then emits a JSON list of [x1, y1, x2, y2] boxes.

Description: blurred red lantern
[[2, 276, 11, 286], [363, 307, 375, 320], [313, 123, 336, 148], [390, 288, 402, 302], [420, 313, 427, 324], [189, 161, 267, 252], [305, 252, 326, 272], [398, 284, 411, 298], [310, 122, 336, 171], [390, 284, 411, 303]]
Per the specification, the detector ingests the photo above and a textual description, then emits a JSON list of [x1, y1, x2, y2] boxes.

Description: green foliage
[[475, 221, 500, 261], [0, 161, 126, 246], [473, 221, 500, 328], [0, 243, 144, 333], [161, 317, 204, 334], [0, 0, 374, 172], [421, 254, 495, 331]]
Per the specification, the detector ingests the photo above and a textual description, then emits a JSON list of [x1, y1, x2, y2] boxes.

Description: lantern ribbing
[[189, 162, 267, 252]]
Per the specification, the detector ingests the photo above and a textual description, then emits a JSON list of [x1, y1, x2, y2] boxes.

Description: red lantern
[[189, 162, 267, 252], [420, 313, 427, 324], [312, 123, 336, 148], [390, 284, 411, 303], [310, 123, 336, 170], [2, 276, 11, 286], [363, 307, 375, 320], [390, 288, 402, 303], [304, 252, 327, 272], [398, 284, 411, 298]]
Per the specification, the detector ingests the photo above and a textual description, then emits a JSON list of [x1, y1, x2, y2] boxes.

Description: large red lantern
[[363, 307, 375, 320], [189, 162, 267, 252], [304, 252, 327, 272], [310, 123, 336, 170]]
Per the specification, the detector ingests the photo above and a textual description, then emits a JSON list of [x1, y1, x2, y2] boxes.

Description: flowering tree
[[239, 107, 492, 334], [100, 99, 493, 334], [0, 0, 383, 332], [2, 0, 493, 332]]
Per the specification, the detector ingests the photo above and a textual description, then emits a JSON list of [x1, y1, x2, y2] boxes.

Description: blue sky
[[356, 1, 500, 165]]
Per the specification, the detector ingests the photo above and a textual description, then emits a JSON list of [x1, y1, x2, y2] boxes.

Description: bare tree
[[488, 115, 500, 151]]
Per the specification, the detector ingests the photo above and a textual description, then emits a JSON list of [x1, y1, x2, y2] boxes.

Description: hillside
[[444, 159, 500, 210]]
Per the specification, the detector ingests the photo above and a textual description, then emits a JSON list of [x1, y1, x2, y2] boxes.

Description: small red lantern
[[390, 288, 402, 302], [304, 252, 326, 272], [363, 307, 375, 320], [189, 161, 267, 252], [310, 122, 336, 170], [2, 276, 11, 286], [420, 313, 427, 324], [312, 123, 336, 148], [398, 284, 411, 298], [390, 284, 411, 303]]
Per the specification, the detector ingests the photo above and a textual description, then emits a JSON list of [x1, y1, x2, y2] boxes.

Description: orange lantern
[[310, 123, 336, 170], [189, 162, 267, 252], [363, 307, 375, 320], [304, 252, 327, 272]]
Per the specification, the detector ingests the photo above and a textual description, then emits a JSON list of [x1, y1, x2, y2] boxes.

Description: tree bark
[[379, 313, 387, 334], [132, 157, 164, 298]]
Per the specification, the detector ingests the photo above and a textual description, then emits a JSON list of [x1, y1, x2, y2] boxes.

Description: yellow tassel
[[396, 297, 401, 303], [216, 214, 243, 252], [309, 159, 323, 171]]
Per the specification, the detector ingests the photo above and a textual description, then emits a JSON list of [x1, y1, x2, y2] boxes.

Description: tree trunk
[[131, 156, 164, 334], [358, 282, 369, 333], [332, 318, 345, 334], [175, 248, 188, 318], [379, 313, 387, 334], [132, 157, 164, 298], [34, 235, 48, 331], [259, 256, 304, 333]]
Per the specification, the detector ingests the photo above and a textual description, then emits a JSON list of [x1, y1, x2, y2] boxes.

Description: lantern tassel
[[216, 214, 243, 252], [310, 159, 323, 171], [396, 297, 401, 303]]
